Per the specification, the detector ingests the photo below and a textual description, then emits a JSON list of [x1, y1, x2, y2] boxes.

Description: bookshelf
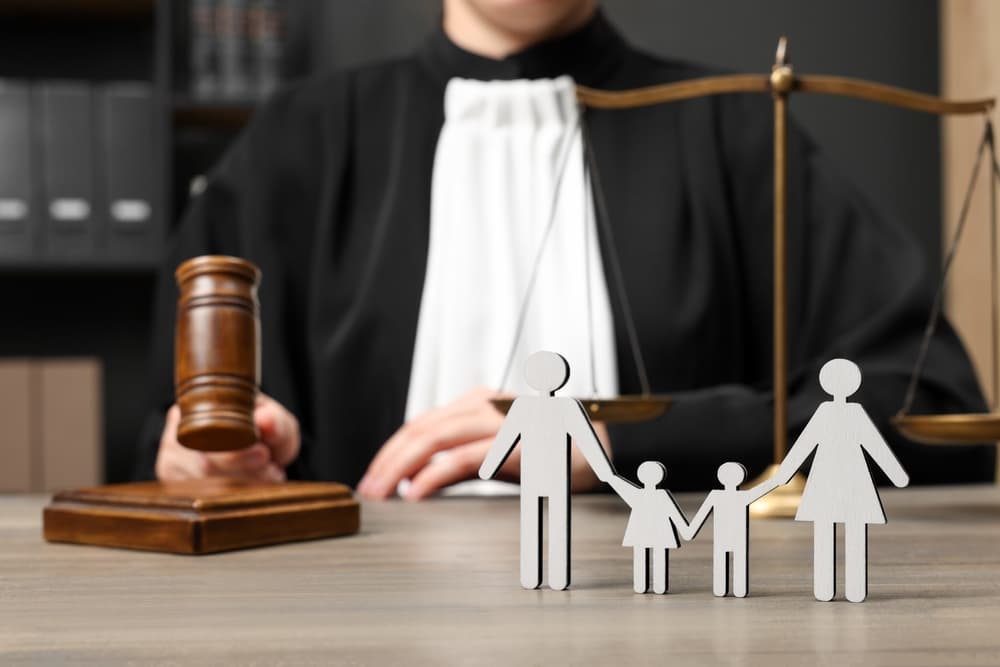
[[161, 0, 323, 229], [0, 1, 158, 489]]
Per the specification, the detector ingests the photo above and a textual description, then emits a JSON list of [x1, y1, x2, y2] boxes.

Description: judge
[[140, 0, 994, 498]]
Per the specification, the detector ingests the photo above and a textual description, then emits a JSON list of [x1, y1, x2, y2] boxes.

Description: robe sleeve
[[134, 77, 344, 481], [608, 92, 994, 490]]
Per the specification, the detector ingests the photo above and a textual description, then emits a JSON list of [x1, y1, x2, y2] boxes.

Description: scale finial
[[771, 37, 794, 94], [775, 36, 789, 67]]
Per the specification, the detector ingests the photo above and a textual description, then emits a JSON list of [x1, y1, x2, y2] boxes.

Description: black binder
[[0, 82, 35, 259], [100, 83, 160, 262], [38, 83, 95, 260]]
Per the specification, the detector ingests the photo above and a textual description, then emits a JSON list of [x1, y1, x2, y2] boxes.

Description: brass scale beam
[[576, 39, 994, 514]]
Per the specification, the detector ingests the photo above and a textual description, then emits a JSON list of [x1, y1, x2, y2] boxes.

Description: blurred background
[[0, 0, 994, 489]]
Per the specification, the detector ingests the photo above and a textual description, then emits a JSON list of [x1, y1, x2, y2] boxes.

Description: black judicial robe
[[137, 12, 994, 488]]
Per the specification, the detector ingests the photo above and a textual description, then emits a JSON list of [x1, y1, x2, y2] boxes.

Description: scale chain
[[900, 118, 995, 416], [581, 112, 653, 397], [991, 122, 999, 411], [583, 160, 599, 397], [496, 116, 582, 394], [496, 109, 655, 401]]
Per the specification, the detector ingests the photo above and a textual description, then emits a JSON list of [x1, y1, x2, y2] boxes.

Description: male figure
[[681, 462, 776, 598], [479, 351, 614, 590]]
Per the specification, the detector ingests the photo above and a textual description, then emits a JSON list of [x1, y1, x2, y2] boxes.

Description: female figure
[[608, 462, 689, 594], [775, 359, 909, 602]]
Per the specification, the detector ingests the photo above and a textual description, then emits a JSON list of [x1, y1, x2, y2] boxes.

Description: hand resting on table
[[357, 385, 613, 501]]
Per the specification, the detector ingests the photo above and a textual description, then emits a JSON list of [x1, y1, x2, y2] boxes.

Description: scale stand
[[576, 38, 994, 516]]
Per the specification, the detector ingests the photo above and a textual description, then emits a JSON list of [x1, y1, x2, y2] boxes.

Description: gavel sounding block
[[43, 479, 360, 554]]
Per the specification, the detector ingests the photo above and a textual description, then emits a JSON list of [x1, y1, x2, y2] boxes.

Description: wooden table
[[2, 486, 1000, 665]]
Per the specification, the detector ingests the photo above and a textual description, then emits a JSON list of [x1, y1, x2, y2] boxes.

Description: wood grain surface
[[43, 480, 360, 554], [3, 486, 1000, 665], [174, 255, 261, 453]]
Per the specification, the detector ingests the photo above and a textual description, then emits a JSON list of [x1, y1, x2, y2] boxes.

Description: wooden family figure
[[481, 352, 909, 603]]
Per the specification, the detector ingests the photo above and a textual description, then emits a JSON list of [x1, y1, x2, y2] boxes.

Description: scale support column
[[751, 38, 808, 518]]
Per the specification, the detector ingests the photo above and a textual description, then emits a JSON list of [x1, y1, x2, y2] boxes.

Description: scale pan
[[490, 395, 671, 424], [892, 413, 1000, 445]]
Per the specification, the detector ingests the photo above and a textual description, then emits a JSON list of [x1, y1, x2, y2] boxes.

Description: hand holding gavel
[[155, 255, 301, 483], [155, 394, 300, 482]]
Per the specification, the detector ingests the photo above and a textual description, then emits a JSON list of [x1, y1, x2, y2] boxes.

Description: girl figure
[[775, 359, 909, 603], [608, 462, 690, 594]]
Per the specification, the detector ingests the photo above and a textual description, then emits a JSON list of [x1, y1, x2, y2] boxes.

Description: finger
[[164, 404, 181, 433], [262, 463, 286, 483], [203, 443, 272, 476], [363, 396, 481, 483], [158, 445, 211, 481], [405, 440, 492, 501], [360, 412, 503, 499], [361, 387, 501, 494], [156, 405, 280, 482], [368, 386, 497, 468], [156, 405, 206, 481], [254, 395, 300, 466]]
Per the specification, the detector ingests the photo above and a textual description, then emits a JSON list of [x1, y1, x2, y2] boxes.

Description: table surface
[[2, 486, 1000, 665]]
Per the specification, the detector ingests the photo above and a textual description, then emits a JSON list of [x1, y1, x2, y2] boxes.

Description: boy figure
[[681, 462, 776, 598]]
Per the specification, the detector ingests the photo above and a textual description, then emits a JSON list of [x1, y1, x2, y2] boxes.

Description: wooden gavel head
[[174, 255, 261, 452]]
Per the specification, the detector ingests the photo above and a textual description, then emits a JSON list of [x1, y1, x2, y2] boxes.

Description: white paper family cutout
[[607, 462, 686, 594], [480, 352, 910, 602], [773, 357, 910, 602], [683, 463, 777, 597], [479, 351, 615, 591]]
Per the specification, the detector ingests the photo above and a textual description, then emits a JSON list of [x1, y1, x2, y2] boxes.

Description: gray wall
[[317, 0, 942, 266], [614, 0, 941, 270]]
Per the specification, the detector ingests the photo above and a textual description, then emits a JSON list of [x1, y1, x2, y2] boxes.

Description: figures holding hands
[[605, 358, 907, 601], [607, 461, 776, 597], [487, 353, 908, 602]]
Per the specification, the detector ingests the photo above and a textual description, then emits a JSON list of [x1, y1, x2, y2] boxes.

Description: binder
[[38, 83, 96, 260], [0, 83, 35, 259], [100, 83, 160, 262]]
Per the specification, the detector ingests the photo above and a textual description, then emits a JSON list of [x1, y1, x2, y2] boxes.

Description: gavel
[[174, 255, 261, 452], [44, 254, 360, 554]]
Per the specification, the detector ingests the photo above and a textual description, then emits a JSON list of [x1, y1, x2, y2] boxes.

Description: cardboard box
[[0, 359, 32, 492], [38, 359, 102, 491]]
